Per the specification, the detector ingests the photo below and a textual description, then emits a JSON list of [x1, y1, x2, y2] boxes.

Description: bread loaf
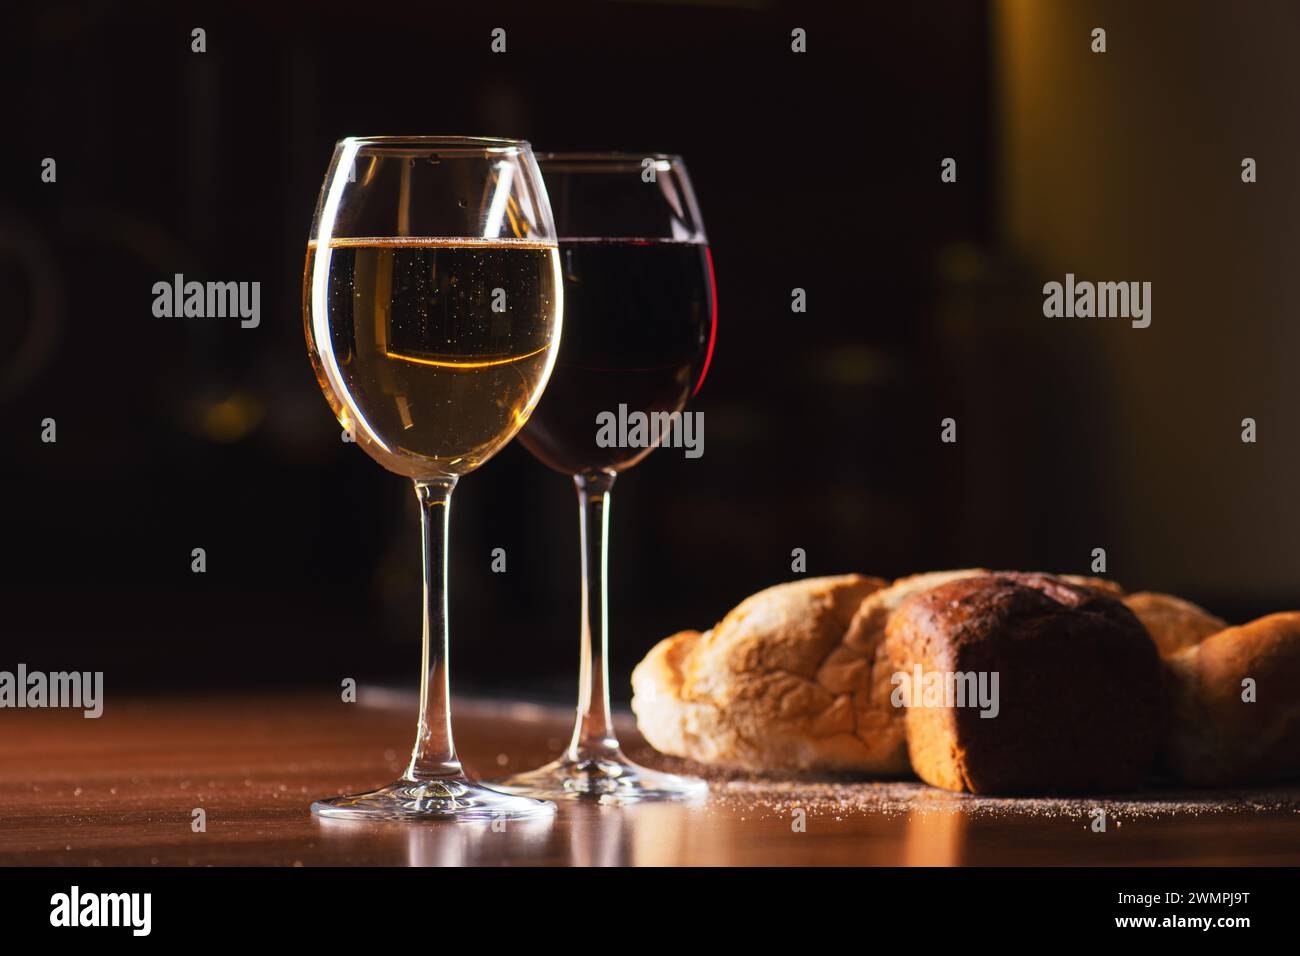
[[882, 573, 1162, 793], [633, 568, 1130, 778], [632, 570, 1300, 792], [630, 574, 890, 773], [1163, 612, 1300, 785], [1122, 592, 1225, 657]]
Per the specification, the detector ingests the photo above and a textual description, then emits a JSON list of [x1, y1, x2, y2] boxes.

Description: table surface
[[2, 691, 1298, 866]]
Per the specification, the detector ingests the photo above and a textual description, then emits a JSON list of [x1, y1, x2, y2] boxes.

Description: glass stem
[[566, 470, 621, 761], [406, 476, 464, 782]]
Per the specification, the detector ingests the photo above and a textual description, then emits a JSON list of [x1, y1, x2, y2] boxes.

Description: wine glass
[[304, 136, 562, 821], [492, 152, 716, 802]]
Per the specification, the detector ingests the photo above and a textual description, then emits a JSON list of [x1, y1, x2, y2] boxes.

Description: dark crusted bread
[[883, 572, 1162, 794]]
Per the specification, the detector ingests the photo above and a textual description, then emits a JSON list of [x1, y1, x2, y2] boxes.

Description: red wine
[[518, 239, 715, 474]]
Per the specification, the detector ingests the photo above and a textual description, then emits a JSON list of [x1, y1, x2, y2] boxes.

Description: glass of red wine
[[492, 152, 716, 802]]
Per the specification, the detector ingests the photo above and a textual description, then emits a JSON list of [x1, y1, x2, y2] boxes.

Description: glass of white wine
[[304, 136, 562, 821]]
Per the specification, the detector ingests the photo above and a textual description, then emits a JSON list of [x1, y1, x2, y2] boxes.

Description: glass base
[[492, 752, 708, 804], [311, 776, 557, 822]]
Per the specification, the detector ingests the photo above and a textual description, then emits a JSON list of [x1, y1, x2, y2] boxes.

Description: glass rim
[[536, 150, 683, 166], [339, 135, 531, 153]]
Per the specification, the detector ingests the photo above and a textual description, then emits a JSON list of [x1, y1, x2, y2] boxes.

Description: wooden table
[[2, 692, 1298, 866]]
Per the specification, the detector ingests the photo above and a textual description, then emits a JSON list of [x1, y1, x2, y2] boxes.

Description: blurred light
[[811, 345, 899, 388], [198, 393, 264, 443]]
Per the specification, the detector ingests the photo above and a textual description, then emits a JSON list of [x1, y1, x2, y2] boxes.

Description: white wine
[[305, 237, 562, 477], [304, 139, 567, 823]]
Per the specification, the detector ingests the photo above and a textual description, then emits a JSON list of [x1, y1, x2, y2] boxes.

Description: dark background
[[3, 0, 1298, 702]]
